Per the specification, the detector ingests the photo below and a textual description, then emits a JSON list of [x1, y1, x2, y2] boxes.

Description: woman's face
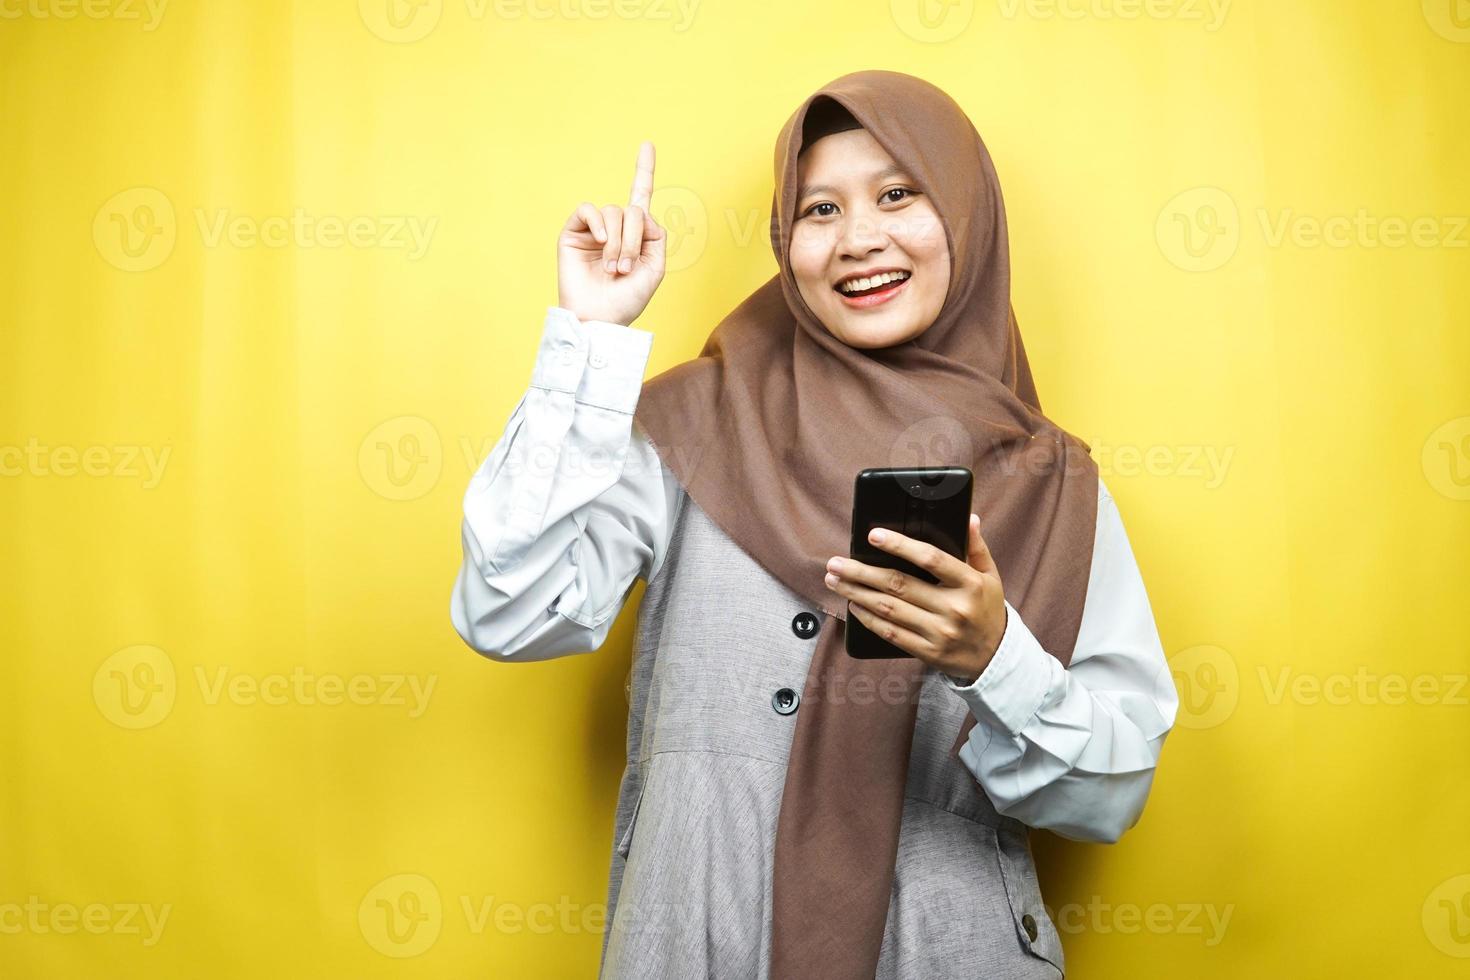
[[790, 127, 950, 349]]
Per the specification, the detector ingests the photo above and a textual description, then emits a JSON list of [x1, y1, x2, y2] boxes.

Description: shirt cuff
[[939, 599, 1058, 737], [531, 307, 653, 415]]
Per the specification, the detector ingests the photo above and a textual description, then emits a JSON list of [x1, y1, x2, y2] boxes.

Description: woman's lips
[[835, 275, 910, 309]]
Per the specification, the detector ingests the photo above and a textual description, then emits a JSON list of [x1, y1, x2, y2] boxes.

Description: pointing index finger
[[629, 140, 655, 210]]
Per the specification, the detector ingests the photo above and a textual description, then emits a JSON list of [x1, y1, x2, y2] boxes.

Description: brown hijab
[[632, 69, 1098, 978]]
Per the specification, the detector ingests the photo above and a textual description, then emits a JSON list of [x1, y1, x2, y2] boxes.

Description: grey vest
[[599, 486, 1067, 979]]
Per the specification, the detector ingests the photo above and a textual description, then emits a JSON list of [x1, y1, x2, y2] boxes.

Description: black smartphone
[[844, 466, 974, 659]]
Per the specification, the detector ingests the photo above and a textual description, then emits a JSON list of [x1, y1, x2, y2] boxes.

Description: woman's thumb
[[644, 210, 666, 246], [967, 513, 998, 576]]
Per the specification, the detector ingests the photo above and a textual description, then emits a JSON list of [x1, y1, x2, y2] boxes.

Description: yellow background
[[2, 0, 1468, 976]]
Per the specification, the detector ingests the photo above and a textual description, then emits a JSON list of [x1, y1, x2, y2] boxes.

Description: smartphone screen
[[845, 466, 973, 660]]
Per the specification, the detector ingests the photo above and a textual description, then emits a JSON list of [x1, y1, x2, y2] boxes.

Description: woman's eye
[[801, 189, 915, 219]]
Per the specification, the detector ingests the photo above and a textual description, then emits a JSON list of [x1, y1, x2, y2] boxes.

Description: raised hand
[[556, 140, 666, 327]]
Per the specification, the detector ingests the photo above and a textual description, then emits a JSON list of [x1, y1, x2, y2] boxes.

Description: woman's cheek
[[789, 224, 835, 266], [904, 212, 947, 258]]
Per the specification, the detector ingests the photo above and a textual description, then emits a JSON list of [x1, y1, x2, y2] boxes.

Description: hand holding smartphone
[[844, 466, 974, 659]]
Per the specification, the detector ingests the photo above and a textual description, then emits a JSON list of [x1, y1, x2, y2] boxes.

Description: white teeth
[[837, 270, 910, 294]]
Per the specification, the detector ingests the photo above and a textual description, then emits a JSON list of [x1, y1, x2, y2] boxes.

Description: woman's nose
[[837, 208, 893, 259]]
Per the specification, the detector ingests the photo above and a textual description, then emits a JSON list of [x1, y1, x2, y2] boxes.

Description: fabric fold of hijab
[[632, 69, 1099, 978]]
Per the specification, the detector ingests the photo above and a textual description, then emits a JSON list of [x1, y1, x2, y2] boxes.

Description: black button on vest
[[771, 687, 800, 715], [1021, 913, 1038, 942], [791, 611, 819, 639]]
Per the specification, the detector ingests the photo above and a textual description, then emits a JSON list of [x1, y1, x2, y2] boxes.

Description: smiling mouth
[[834, 270, 911, 308], [833, 269, 912, 297]]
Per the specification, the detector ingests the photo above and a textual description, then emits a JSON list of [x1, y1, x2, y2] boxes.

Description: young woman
[[451, 69, 1178, 980]]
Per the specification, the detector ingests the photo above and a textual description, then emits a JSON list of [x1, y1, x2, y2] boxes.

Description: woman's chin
[[827, 316, 922, 350]]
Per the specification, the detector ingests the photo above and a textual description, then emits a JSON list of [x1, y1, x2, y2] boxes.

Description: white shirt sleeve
[[449, 306, 680, 662], [937, 476, 1179, 843]]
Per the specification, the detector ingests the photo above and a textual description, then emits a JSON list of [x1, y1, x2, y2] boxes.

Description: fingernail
[[605, 260, 615, 273], [619, 258, 632, 273], [824, 573, 837, 587], [869, 528, 887, 543]]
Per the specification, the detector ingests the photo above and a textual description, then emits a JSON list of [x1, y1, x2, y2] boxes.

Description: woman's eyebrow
[[797, 163, 910, 203]]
